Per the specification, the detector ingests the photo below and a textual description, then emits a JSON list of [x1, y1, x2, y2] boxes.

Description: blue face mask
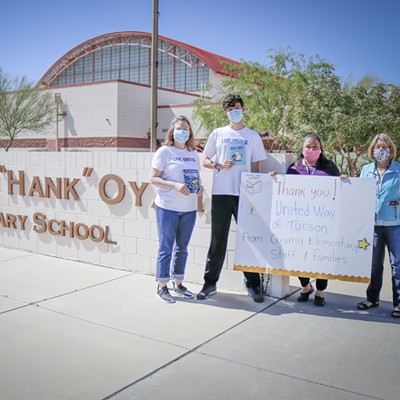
[[173, 129, 190, 143], [227, 109, 243, 123]]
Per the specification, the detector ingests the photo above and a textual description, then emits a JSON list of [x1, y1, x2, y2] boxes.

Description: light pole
[[150, 0, 159, 152], [54, 93, 62, 152]]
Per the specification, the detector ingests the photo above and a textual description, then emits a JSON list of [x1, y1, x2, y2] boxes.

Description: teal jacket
[[361, 160, 400, 226]]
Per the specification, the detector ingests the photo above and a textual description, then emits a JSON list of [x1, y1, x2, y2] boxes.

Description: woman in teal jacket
[[357, 133, 400, 318]]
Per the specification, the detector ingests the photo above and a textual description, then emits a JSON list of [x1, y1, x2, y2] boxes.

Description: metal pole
[[150, 0, 159, 152], [55, 93, 61, 152], [56, 102, 59, 152]]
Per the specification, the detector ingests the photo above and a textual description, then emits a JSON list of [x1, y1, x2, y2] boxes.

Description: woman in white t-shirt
[[150, 116, 203, 303]]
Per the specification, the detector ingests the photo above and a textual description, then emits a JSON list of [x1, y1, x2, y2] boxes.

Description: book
[[183, 169, 200, 193], [227, 140, 246, 165]]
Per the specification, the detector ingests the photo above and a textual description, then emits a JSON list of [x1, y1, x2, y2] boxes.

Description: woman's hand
[[174, 182, 190, 196], [339, 174, 348, 181], [197, 186, 204, 197]]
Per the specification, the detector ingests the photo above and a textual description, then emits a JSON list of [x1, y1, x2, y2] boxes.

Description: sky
[[1, 0, 399, 85]]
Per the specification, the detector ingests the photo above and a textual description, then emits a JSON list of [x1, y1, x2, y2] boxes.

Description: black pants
[[299, 277, 328, 291], [203, 195, 261, 288]]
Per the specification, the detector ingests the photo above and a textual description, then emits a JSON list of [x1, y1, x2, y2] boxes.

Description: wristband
[[212, 161, 220, 171]]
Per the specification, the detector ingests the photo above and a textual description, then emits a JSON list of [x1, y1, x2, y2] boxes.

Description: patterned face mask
[[373, 147, 391, 162]]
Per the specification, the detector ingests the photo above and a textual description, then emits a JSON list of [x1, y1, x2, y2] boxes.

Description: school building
[[12, 31, 239, 151]]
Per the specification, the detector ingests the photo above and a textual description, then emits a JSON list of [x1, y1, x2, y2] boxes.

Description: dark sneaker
[[297, 285, 314, 302], [173, 282, 194, 299], [247, 286, 264, 303], [314, 295, 325, 307], [196, 284, 217, 300], [156, 286, 175, 303]]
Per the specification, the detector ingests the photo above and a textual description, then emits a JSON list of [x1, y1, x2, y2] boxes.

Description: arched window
[[42, 33, 211, 93]]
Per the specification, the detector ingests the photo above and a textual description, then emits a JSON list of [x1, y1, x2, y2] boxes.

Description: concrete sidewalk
[[0, 247, 398, 400]]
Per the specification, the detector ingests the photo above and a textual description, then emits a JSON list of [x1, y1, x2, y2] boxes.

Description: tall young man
[[197, 94, 267, 302]]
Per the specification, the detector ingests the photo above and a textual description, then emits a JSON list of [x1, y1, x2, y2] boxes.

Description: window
[[50, 38, 209, 92]]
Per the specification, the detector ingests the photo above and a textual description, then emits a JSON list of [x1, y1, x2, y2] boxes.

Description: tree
[[0, 68, 55, 151], [297, 74, 400, 175], [192, 48, 400, 175], [193, 48, 337, 149], [190, 83, 228, 138]]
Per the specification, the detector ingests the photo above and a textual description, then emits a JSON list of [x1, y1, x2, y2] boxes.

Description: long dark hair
[[299, 132, 330, 166]]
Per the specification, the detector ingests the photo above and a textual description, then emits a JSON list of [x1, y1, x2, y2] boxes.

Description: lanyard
[[306, 165, 316, 175], [374, 164, 387, 197]]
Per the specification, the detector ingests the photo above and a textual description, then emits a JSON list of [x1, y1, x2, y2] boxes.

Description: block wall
[[0, 152, 293, 291]]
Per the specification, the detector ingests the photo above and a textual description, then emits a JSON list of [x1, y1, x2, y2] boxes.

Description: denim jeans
[[367, 224, 400, 307], [155, 206, 197, 283]]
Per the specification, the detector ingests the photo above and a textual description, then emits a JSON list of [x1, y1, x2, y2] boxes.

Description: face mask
[[303, 149, 321, 163], [373, 148, 391, 162], [173, 129, 190, 143], [227, 109, 243, 123]]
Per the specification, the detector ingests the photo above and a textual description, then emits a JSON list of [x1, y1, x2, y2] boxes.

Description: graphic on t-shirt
[[227, 139, 246, 165], [183, 169, 200, 193]]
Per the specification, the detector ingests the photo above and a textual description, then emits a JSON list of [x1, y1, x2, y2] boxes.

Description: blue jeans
[[367, 225, 400, 307], [155, 206, 197, 283]]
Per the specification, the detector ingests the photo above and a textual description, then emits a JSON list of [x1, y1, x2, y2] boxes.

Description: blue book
[[183, 169, 200, 193], [227, 140, 246, 165]]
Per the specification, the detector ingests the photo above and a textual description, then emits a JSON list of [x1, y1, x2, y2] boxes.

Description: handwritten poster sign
[[234, 173, 376, 282]]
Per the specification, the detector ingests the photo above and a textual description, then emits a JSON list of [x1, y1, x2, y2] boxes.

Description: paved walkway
[[0, 247, 398, 400]]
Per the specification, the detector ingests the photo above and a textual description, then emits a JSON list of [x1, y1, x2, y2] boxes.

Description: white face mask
[[374, 147, 391, 162], [227, 109, 243, 123]]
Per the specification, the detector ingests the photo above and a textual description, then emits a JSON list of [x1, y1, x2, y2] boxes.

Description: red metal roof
[[165, 35, 240, 75], [39, 31, 239, 86]]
